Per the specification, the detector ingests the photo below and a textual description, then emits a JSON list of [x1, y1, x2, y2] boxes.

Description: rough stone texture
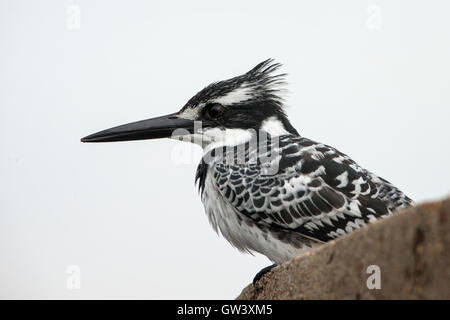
[[237, 196, 450, 300]]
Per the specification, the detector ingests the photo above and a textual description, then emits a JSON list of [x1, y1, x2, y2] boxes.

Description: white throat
[[202, 128, 253, 153], [171, 116, 291, 154]]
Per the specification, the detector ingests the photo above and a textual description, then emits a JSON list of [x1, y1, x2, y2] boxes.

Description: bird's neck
[[260, 116, 299, 137], [201, 115, 299, 154]]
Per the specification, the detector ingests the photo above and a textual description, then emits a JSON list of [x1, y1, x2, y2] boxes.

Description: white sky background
[[1, 0, 449, 299]]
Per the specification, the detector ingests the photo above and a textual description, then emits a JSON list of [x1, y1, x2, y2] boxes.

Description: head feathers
[[183, 59, 287, 109]]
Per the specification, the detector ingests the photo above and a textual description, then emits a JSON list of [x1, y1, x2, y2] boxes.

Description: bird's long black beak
[[81, 113, 195, 143]]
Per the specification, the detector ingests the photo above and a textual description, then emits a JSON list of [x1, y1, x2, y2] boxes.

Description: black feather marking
[[234, 185, 245, 195], [307, 179, 321, 188], [224, 186, 232, 198], [303, 199, 322, 216], [283, 145, 299, 154], [318, 186, 345, 208], [195, 159, 208, 195], [280, 209, 293, 224], [298, 202, 313, 216], [260, 187, 271, 194], [270, 189, 280, 197], [296, 190, 306, 198], [253, 197, 266, 209], [289, 206, 301, 219], [271, 199, 282, 207], [300, 157, 320, 174], [357, 195, 389, 215], [311, 193, 333, 213], [278, 155, 301, 172]]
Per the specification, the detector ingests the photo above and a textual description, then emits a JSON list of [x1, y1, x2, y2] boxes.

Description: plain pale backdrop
[[1, 0, 449, 299]]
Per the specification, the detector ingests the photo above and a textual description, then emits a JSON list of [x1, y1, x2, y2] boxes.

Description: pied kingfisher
[[82, 59, 413, 282]]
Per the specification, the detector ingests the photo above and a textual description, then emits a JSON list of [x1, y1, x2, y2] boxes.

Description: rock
[[237, 196, 450, 299]]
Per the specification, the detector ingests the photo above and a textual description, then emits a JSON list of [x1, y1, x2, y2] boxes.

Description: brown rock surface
[[237, 196, 450, 299]]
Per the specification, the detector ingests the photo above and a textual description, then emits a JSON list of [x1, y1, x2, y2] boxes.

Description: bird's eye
[[203, 103, 225, 120]]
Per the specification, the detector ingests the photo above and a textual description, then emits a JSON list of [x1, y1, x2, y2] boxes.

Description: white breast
[[201, 166, 317, 264]]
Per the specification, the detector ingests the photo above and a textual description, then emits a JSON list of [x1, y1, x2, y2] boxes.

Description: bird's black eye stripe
[[203, 103, 225, 120]]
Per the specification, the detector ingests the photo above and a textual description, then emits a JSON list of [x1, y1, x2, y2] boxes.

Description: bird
[[81, 59, 413, 283]]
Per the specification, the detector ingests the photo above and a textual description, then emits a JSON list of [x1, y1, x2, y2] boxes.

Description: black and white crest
[[182, 58, 286, 109]]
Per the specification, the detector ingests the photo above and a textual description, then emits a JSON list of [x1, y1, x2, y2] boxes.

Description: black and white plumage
[[196, 134, 411, 263], [82, 59, 413, 267]]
